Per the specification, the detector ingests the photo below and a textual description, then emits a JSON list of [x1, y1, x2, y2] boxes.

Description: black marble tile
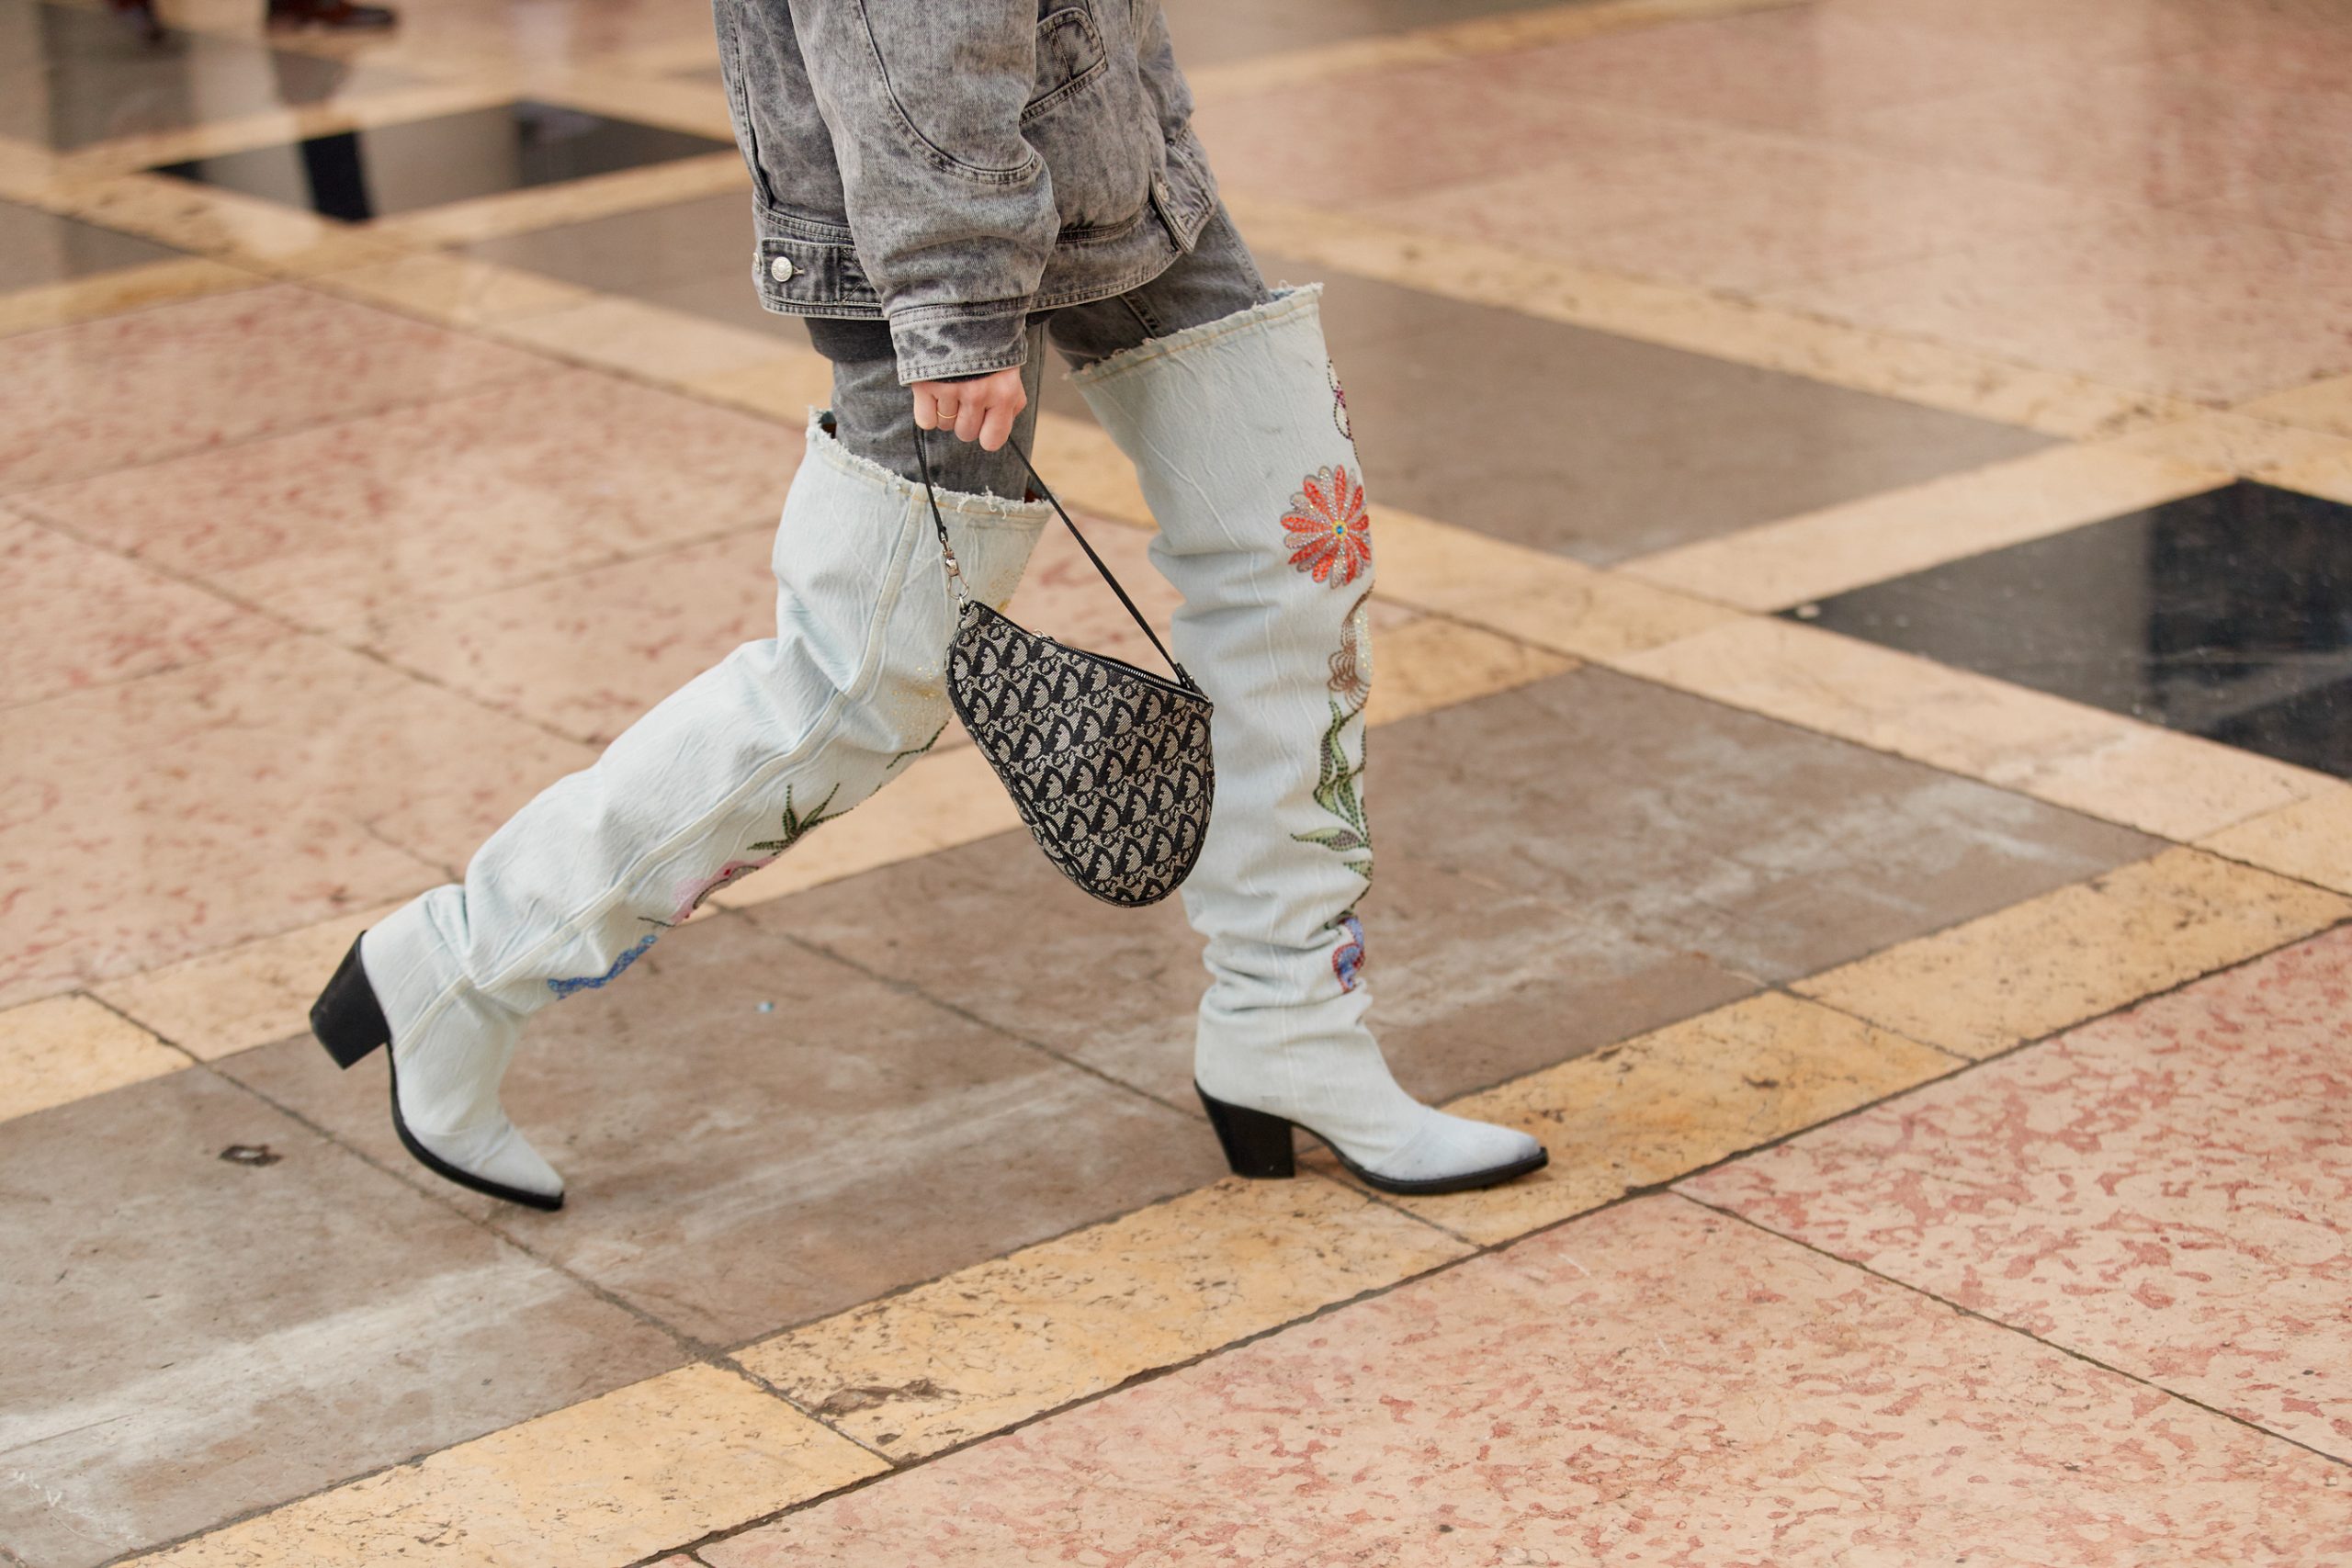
[[1795, 481, 2352, 776], [0, 0, 413, 152], [152, 101, 732, 223]]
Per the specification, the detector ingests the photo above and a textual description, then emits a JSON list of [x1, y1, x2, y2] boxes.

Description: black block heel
[[1195, 1079, 1552, 1197], [311, 936, 390, 1068], [1196, 1082, 1297, 1179]]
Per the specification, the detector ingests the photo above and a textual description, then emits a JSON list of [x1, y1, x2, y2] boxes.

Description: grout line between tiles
[[1679, 1194, 2352, 1472]]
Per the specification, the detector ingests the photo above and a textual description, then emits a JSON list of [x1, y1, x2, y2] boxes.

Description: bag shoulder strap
[[914, 426, 1196, 691]]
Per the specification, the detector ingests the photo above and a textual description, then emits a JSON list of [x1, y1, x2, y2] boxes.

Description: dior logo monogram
[[947, 600, 1213, 908]]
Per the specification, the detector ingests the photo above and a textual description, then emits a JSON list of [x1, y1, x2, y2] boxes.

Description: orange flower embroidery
[[1282, 464, 1373, 587]]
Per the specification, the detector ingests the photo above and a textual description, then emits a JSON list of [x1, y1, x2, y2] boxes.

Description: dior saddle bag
[[914, 429, 1214, 908]]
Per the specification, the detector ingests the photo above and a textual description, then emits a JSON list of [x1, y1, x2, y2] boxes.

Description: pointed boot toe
[[312, 935, 565, 1212]]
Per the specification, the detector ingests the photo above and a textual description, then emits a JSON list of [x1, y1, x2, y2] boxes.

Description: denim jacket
[[713, 0, 1223, 384]]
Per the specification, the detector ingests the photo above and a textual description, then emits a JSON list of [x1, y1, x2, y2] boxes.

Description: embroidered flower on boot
[[1331, 913, 1367, 992], [1283, 464, 1373, 587]]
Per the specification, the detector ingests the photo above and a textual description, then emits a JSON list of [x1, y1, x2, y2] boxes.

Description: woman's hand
[[911, 367, 1027, 451]]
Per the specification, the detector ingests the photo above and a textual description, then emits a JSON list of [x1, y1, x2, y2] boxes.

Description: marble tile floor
[[6, 0, 2352, 1562]]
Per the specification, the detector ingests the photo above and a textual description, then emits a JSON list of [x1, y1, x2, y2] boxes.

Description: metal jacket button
[[769, 255, 797, 283]]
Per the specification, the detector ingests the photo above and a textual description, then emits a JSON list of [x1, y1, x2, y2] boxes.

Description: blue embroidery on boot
[[548, 932, 658, 998], [1331, 914, 1366, 993]]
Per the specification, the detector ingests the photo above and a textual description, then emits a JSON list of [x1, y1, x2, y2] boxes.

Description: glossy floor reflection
[[0, 197, 183, 288], [1797, 481, 2352, 776], [0, 0, 413, 152], [153, 101, 730, 222]]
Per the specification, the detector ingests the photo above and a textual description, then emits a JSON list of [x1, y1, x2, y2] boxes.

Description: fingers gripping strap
[[914, 427, 1195, 690]]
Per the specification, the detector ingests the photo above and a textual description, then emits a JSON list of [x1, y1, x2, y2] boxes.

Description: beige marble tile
[[0, 282, 547, 491], [1793, 846, 2351, 1059], [47, 171, 414, 276], [377, 152, 750, 248], [1616, 616, 2323, 840], [1360, 992, 1954, 1246], [0, 255, 259, 338], [707, 745, 1023, 910], [0, 637, 590, 1008], [2109, 409, 2352, 477], [0, 994, 188, 1123], [94, 899, 407, 1062], [1621, 443, 2224, 611], [1362, 615, 1574, 727], [739, 1174, 1468, 1460], [364, 525, 777, 744], [2267, 443, 2352, 507], [25, 367, 793, 632], [2237, 372, 2352, 437], [1374, 509, 1738, 660], [2199, 782, 2352, 897], [1219, 191, 2189, 441], [493, 295, 789, 385], [529, 68, 739, 141], [310, 251, 598, 328], [134, 1364, 884, 1568], [0, 511, 281, 705]]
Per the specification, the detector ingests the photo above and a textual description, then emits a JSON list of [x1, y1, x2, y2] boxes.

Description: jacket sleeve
[[784, 0, 1056, 385]]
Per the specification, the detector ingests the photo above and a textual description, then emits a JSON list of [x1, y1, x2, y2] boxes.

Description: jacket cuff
[[889, 309, 1032, 386]]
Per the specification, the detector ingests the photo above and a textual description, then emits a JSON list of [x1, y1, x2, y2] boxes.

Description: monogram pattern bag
[[916, 431, 1215, 908]]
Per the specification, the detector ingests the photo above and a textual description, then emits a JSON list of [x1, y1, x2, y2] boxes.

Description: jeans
[[805, 208, 1271, 497]]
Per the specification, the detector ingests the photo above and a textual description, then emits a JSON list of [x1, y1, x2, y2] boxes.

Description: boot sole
[[1196, 1081, 1549, 1196], [312, 935, 564, 1213]]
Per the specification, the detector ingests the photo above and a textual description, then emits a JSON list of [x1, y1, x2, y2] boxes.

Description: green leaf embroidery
[[748, 782, 845, 855]]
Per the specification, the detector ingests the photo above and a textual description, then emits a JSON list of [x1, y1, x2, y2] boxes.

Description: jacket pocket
[[1023, 6, 1107, 124]]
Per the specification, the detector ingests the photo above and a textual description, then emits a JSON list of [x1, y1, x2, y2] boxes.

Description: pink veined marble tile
[[0, 282, 548, 491], [0, 636, 593, 1007], [0, 509, 279, 706], [706, 1196, 2352, 1568], [1382, 127, 2124, 298], [15, 367, 796, 636], [1685, 924, 2352, 1461], [362, 525, 780, 747], [1194, 63, 1698, 207], [1759, 206, 2352, 404]]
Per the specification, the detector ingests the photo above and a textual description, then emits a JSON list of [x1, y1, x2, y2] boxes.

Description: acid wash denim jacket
[[713, 0, 1223, 385]]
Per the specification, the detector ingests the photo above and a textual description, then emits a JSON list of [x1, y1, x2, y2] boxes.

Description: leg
[[1053, 210, 1544, 1190], [321, 343, 1053, 1206]]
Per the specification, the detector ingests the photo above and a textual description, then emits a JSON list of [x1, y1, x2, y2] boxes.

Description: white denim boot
[[312, 416, 1051, 1208], [1073, 286, 1545, 1194]]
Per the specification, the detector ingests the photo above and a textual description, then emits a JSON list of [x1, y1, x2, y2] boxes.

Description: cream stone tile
[[311, 252, 597, 328], [707, 746, 1023, 909], [0, 256, 259, 337], [2199, 782, 2352, 897], [1621, 443, 2224, 612], [0, 994, 188, 1123], [377, 152, 750, 248], [95, 901, 408, 1062], [1365, 992, 1954, 1246], [493, 295, 788, 385], [2237, 373, 2352, 437], [682, 349, 839, 424], [51, 172, 414, 276], [1374, 510, 1739, 659], [133, 1364, 884, 1568], [1792, 847, 2351, 1059], [1615, 616, 2322, 840], [2267, 444, 2352, 506], [1219, 191, 2189, 441], [2109, 409, 2352, 477], [739, 1174, 1468, 1460], [530, 69, 739, 141], [1363, 615, 1575, 727]]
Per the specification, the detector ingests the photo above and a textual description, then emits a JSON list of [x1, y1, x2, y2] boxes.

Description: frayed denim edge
[[802, 408, 1054, 526], [1066, 283, 1324, 391]]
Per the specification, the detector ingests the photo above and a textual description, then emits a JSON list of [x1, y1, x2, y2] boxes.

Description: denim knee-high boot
[[1071, 286, 1545, 1193], [313, 416, 1049, 1207]]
